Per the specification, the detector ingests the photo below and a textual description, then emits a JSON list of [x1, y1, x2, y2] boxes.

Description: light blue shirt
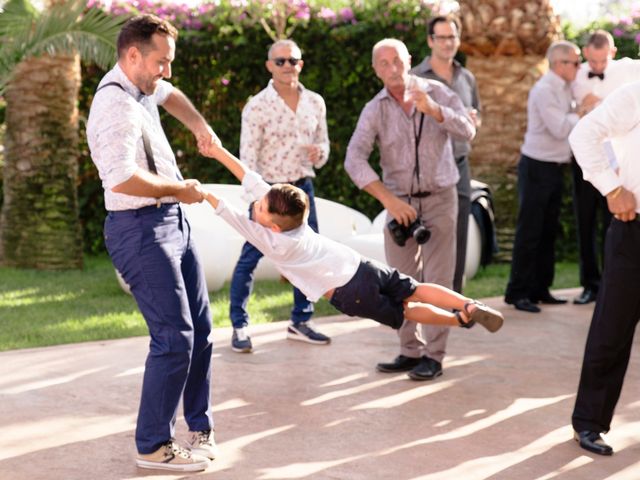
[[521, 70, 579, 163]]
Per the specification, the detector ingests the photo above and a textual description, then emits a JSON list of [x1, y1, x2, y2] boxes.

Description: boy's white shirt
[[213, 171, 361, 302]]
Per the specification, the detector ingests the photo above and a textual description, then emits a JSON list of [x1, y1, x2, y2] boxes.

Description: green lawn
[[0, 255, 580, 351]]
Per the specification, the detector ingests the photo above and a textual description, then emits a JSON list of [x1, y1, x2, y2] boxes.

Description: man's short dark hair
[[266, 184, 309, 231], [117, 14, 178, 58], [586, 30, 615, 50], [427, 15, 461, 37]]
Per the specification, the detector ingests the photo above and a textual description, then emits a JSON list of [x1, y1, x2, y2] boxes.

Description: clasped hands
[[577, 93, 601, 117], [174, 125, 224, 204]]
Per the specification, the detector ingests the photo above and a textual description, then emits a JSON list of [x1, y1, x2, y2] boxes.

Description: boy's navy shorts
[[329, 259, 418, 329]]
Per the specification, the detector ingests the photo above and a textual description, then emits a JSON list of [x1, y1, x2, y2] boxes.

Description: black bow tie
[[588, 71, 605, 80]]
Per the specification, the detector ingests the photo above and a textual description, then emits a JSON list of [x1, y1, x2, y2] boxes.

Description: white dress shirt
[[240, 80, 329, 183], [569, 81, 640, 214], [214, 171, 361, 302], [572, 58, 640, 105], [86, 64, 181, 211]]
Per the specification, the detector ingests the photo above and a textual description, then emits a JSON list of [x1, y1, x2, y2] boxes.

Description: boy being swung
[[198, 140, 504, 333]]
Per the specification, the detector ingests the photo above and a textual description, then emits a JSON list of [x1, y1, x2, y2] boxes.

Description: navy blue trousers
[[105, 203, 213, 454], [229, 178, 319, 328]]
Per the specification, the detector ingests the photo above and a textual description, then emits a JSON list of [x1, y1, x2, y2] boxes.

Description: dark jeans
[[572, 218, 640, 433], [229, 178, 319, 328], [104, 203, 213, 454], [505, 155, 565, 302], [572, 158, 612, 292]]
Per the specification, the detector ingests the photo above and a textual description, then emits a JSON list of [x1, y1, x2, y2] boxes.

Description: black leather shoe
[[574, 430, 613, 455], [573, 288, 597, 305], [376, 355, 421, 373], [510, 298, 541, 313], [408, 356, 443, 381], [532, 292, 568, 304]]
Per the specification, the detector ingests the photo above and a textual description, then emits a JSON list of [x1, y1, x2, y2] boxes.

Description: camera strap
[[96, 82, 158, 175], [409, 112, 426, 214]]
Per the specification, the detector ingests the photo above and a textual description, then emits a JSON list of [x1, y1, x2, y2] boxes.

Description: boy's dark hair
[[586, 30, 615, 50], [427, 15, 461, 37], [117, 14, 178, 58], [266, 184, 309, 231]]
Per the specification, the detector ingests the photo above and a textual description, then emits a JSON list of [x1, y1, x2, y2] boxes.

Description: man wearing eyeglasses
[[411, 15, 481, 301], [229, 39, 331, 353], [345, 38, 475, 381], [504, 41, 581, 313], [570, 30, 640, 306]]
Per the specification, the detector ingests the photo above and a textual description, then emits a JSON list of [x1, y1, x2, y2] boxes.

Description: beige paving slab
[[0, 288, 639, 480]]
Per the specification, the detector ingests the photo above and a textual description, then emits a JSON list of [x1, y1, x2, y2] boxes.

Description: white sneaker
[[136, 439, 209, 472], [286, 320, 331, 345], [231, 327, 253, 353], [188, 429, 219, 459]]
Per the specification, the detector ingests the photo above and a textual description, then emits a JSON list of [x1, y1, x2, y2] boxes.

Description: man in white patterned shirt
[[87, 15, 217, 472], [229, 39, 330, 352]]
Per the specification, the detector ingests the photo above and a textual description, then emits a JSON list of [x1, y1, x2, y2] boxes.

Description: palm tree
[[457, 0, 562, 260], [0, 0, 123, 269]]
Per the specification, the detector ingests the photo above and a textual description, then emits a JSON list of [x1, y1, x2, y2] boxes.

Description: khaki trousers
[[383, 186, 457, 362]]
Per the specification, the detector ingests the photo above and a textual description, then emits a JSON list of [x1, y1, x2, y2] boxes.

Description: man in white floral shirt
[[229, 39, 331, 353], [87, 14, 217, 472]]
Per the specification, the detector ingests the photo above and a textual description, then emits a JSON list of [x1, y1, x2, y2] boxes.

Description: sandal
[[462, 300, 504, 333], [455, 310, 475, 329]]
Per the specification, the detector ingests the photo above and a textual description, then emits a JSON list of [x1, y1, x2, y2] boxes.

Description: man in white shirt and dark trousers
[[570, 30, 640, 305], [569, 81, 640, 456], [86, 15, 217, 472], [229, 39, 331, 352], [504, 41, 581, 313]]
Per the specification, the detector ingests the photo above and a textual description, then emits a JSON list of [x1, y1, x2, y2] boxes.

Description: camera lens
[[412, 225, 430, 244], [407, 220, 430, 245]]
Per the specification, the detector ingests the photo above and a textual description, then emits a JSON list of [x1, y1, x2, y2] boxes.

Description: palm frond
[[0, 0, 124, 95], [24, 5, 125, 70], [0, 0, 38, 45]]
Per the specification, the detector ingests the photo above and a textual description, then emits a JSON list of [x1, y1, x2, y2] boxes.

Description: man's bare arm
[[198, 141, 247, 183], [112, 169, 204, 204]]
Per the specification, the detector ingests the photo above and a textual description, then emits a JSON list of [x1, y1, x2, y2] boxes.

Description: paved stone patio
[[1, 288, 638, 479]]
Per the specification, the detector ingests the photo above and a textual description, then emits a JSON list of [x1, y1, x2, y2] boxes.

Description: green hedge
[[77, 0, 433, 254], [13, 2, 640, 257]]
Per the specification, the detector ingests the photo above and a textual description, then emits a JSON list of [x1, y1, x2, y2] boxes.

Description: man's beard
[[138, 75, 160, 96]]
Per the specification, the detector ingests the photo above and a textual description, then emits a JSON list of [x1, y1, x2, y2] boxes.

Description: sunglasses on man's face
[[272, 57, 301, 67], [559, 59, 581, 68]]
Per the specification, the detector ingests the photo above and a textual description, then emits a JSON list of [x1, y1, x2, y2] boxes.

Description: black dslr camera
[[387, 219, 431, 247]]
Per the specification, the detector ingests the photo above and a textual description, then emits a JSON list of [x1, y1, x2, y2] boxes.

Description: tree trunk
[[0, 53, 83, 269], [458, 0, 563, 261]]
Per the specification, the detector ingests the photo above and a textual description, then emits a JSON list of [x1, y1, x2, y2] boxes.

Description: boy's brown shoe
[[136, 439, 210, 472], [460, 301, 504, 333]]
